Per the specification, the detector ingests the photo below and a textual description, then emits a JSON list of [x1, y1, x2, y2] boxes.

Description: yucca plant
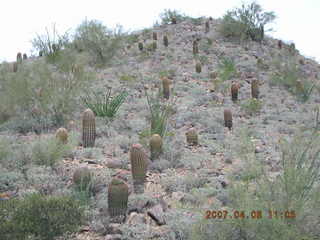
[[81, 87, 128, 121]]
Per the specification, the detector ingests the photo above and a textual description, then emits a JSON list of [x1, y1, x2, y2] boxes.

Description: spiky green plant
[[82, 109, 96, 148], [130, 144, 148, 193], [81, 87, 128, 120]]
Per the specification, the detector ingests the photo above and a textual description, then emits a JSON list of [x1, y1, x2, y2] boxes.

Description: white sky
[[1, 0, 319, 63]]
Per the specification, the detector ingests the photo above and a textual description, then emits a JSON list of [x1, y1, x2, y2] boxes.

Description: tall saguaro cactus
[[82, 109, 96, 148], [108, 178, 129, 223], [130, 144, 148, 194]]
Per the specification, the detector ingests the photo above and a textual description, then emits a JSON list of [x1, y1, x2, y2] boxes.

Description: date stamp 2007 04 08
[[205, 210, 296, 220]]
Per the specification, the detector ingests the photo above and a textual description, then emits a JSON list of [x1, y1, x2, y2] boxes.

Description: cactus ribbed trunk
[[130, 144, 148, 194], [231, 83, 238, 102], [153, 32, 157, 40], [251, 79, 259, 99], [56, 127, 68, 144], [224, 109, 232, 130], [186, 128, 198, 146], [163, 35, 169, 47], [108, 178, 129, 223], [150, 134, 163, 161], [82, 109, 96, 148], [193, 41, 199, 55], [196, 62, 202, 73], [162, 77, 170, 99]]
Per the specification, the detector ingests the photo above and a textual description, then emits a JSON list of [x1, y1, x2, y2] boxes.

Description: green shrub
[[0, 194, 84, 240], [219, 2, 275, 42], [31, 24, 70, 63], [159, 9, 188, 24], [81, 87, 128, 121], [241, 98, 262, 115], [218, 57, 237, 81], [72, 19, 123, 66]]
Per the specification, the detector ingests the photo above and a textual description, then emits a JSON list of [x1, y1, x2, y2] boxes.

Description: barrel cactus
[[162, 77, 170, 99], [130, 144, 148, 194], [251, 79, 259, 99], [195, 62, 202, 73], [163, 35, 169, 47], [186, 128, 198, 146], [231, 82, 239, 102], [73, 167, 92, 191], [224, 109, 232, 130], [150, 134, 163, 161], [138, 42, 143, 51], [193, 40, 199, 55], [278, 40, 282, 49], [23, 53, 28, 60], [82, 109, 96, 148], [205, 21, 210, 33], [16, 52, 22, 64], [56, 127, 68, 144], [153, 32, 157, 40], [108, 178, 129, 223]]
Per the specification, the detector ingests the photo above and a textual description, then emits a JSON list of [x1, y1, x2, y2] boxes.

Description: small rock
[[147, 204, 166, 226], [105, 234, 122, 240], [106, 160, 123, 169], [255, 146, 263, 153], [127, 212, 146, 225]]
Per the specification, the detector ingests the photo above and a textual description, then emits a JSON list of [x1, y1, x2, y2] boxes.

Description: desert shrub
[[31, 24, 70, 63], [159, 9, 188, 24], [81, 87, 128, 121], [0, 56, 93, 133], [219, 2, 275, 42], [0, 193, 84, 240], [31, 136, 73, 167], [241, 98, 263, 115], [218, 57, 237, 81], [72, 19, 124, 66]]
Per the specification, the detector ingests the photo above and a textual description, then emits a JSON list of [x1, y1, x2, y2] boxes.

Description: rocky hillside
[[1, 14, 320, 240]]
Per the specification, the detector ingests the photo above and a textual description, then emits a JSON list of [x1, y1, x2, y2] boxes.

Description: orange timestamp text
[[205, 210, 296, 220]]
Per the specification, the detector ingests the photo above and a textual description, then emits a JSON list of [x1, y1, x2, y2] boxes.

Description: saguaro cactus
[[82, 109, 96, 148], [108, 178, 129, 223], [150, 134, 163, 161], [138, 42, 143, 51], [195, 62, 202, 73], [193, 40, 199, 55], [23, 53, 28, 60], [224, 109, 232, 130], [56, 127, 68, 144], [130, 144, 148, 194], [162, 77, 170, 99], [163, 35, 169, 47], [186, 128, 198, 146], [231, 82, 239, 102], [251, 79, 259, 99]]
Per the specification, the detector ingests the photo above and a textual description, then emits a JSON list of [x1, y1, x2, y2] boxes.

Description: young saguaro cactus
[[205, 21, 210, 33], [251, 79, 259, 99], [130, 144, 148, 194], [16, 52, 22, 64], [150, 134, 163, 161], [56, 127, 68, 144], [108, 178, 129, 223], [195, 62, 202, 73], [153, 32, 157, 40], [224, 109, 232, 130], [162, 77, 170, 99], [163, 35, 169, 47], [231, 82, 239, 102], [82, 108, 96, 148], [186, 128, 198, 146], [193, 40, 199, 55]]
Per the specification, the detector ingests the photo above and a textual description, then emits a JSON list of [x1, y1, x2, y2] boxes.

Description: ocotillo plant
[[16, 52, 22, 64], [108, 178, 129, 223], [195, 62, 202, 73], [138, 42, 143, 51], [163, 35, 169, 47], [130, 144, 148, 194], [162, 77, 170, 99], [251, 79, 259, 99], [186, 128, 198, 146], [153, 32, 157, 40], [150, 134, 163, 161], [23, 53, 28, 60], [193, 40, 199, 55], [205, 21, 210, 33], [231, 82, 239, 102], [82, 109, 96, 148], [73, 167, 92, 191], [56, 127, 68, 144], [224, 109, 232, 130]]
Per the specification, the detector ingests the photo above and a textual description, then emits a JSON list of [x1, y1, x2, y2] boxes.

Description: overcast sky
[[1, 0, 319, 63]]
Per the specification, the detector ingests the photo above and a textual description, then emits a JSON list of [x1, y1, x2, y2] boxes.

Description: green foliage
[[31, 24, 70, 63], [0, 55, 93, 133], [72, 19, 124, 66], [81, 87, 128, 121], [31, 136, 72, 167], [159, 9, 188, 24], [218, 57, 237, 81], [0, 194, 84, 240], [219, 1, 275, 42], [241, 98, 262, 115]]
